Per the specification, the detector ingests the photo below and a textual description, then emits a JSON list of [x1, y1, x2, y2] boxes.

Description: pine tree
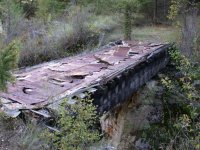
[[0, 41, 19, 91], [124, 2, 132, 40]]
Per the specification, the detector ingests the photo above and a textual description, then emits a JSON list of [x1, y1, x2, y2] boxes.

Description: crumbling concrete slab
[[0, 40, 171, 117]]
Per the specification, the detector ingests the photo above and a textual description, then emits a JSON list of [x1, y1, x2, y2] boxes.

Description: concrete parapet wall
[[93, 46, 169, 114]]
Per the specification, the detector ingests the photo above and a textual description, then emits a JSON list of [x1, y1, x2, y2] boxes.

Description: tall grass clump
[[17, 5, 118, 67]]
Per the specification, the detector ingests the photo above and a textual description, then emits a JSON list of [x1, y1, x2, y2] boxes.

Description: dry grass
[[17, 24, 178, 67], [104, 25, 178, 44], [0, 113, 45, 150], [132, 25, 178, 43], [1, 10, 177, 67]]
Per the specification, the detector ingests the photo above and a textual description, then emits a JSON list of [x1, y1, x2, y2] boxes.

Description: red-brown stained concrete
[[0, 41, 166, 110]]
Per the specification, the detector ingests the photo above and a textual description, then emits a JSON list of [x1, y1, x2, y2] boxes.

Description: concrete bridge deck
[[0, 41, 171, 116]]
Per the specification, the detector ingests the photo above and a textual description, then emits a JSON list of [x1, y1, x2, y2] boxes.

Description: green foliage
[[163, 47, 199, 113], [116, 0, 154, 40], [143, 46, 200, 149], [168, 0, 181, 21], [43, 96, 100, 150], [0, 0, 22, 35], [168, 0, 200, 58], [161, 46, 199, 101], [20, 0, 37, 18], [0, 41, 19, 91], [115, 0, 141, 40], [1, 0, 171, 67], [74, 0, 149, 40], [35, 0, 71, 21], [0, 0, 20, 18], [124, 3, 132, 40], [17, 121, 46, 150], [168, 0, 200, 21], [169, 47, 200, 80], [35, 0, 52, 22]]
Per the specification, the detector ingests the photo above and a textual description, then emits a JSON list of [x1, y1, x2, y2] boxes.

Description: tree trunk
[[7, 8, 11, 36], [71, 0, 77, 6], [154, 0, 158, 24], [124, 3, 132, 41], [163, 0, 166, 21], [180, 6, 198, 58]]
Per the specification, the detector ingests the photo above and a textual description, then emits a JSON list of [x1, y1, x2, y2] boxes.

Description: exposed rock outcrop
[[100, 80, 164, 150]]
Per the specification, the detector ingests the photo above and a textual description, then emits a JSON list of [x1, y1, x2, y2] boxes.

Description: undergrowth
[[142, 46, 200, 150], [42, 96, 100, 150]]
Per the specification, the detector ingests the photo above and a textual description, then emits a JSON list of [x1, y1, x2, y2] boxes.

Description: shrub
[[43, 96, 100, 150], [1, 3, 120, 67], [0, 41, 19, 91], [18, 6, 101, 67], [0, 0, 22, 37], [18, 20, 69, 66], [142, 46, 200, 149], [16, 122, 46, 150]]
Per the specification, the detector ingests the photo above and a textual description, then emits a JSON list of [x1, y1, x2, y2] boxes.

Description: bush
[[17, 6, 101, 67], [18, 20, 70, 66], [0, 0, 22, 37], [0, 41, 19, 91], [1, 2, 120, 67], [43, 96, 100, 150], [142, 46, 200, 149]]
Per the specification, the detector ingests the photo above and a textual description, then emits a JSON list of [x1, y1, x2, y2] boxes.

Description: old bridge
[[0, 41, 171, 117]]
